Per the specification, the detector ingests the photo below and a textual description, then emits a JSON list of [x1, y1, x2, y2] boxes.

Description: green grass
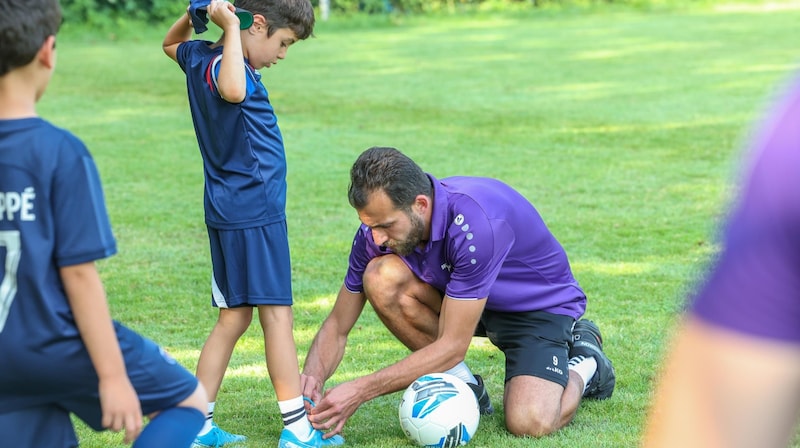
[[41, 3, 800, 447]]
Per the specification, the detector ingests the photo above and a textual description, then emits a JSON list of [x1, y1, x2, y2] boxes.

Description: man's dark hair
[[348, 146, 433, 211], [235, 0, 315, 40], [0, 0, 62, 77]]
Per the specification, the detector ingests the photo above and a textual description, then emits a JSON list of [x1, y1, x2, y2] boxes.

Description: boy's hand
[[99, 375, 143, 444], [206, 0, 240, 31]]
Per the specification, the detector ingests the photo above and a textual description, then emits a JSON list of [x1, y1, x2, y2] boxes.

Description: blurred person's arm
[[643, 316, 800, 448]]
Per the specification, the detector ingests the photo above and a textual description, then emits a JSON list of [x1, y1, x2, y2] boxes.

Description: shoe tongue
[[302, 428, 317, 442]]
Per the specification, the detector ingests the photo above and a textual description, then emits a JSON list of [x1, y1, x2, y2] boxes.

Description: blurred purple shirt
[[691, 73, 800, 343], [345, 175, 586, 318]]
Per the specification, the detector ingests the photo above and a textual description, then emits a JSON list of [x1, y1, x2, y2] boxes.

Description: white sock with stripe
[[568, 355, 598, 394], [197, 402, 215, 436], [279, 396, 313, 439]]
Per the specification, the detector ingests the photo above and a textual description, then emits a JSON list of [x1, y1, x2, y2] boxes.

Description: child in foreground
[[0, 0, 207, 446]]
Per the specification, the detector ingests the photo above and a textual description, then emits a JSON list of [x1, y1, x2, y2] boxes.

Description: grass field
[[42, 2, 800, 447]]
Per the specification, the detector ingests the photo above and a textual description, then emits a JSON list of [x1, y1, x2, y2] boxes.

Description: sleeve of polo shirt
[[444, 198, 514, 300], [343, 224, 389, 293]]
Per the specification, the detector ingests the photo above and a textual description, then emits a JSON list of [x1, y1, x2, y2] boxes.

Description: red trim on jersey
[[204, 54, 223, 93]]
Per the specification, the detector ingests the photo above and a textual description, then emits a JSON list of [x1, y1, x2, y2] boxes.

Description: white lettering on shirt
[[0, 187, 36, 221]]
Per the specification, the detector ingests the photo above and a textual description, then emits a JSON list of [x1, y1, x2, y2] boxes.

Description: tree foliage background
[[60, 0, 727, 25]]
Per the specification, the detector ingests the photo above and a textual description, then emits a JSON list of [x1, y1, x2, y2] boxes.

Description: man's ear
[[414, 195, 430, 214], [38, 35, 56, 70]]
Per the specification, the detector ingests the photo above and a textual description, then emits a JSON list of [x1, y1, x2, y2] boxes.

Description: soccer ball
[[398, 373, 480, 447]]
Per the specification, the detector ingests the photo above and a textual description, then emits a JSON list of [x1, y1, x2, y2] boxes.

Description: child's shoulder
[[177, 40, 223, 65], [19, 118, 88, 157], [180, 39, 218, 55]]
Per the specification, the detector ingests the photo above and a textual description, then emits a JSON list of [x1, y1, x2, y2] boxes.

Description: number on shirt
[[0, 230, 21, 333]]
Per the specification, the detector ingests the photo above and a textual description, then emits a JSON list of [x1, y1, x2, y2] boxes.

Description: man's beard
[[390, 211, 425, 256]]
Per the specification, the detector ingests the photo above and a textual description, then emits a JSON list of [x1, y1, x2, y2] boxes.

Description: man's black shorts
[[475, 309, 575, 387]]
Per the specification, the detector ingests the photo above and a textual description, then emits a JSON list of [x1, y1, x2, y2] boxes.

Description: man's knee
[[363, 255, 412, 304], [364, 255, 408, 286], [504, 406, 560, 437], [503, 376, 566, 437]]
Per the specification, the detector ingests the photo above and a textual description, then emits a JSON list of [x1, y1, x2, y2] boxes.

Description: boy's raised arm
[[163, 12, 193, 62], [207, 1, 247, 103]]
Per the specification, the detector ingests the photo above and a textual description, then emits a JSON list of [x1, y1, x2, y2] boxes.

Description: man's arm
[[301, 285, 367, 403], [308, 296, 486, 437], [643, 316, 800, 448], [61, 262, 142, 444], [363, 295, 485, 395]]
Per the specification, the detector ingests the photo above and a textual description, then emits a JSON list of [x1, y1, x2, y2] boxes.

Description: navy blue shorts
[[207, 221, 293, 308], [475, 310, 575, 387], [0, 322, 198, 447]]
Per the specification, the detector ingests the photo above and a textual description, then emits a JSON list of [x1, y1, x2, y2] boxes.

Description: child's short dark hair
[[235, 0, 315, 40], [0, 0, 62, 77]]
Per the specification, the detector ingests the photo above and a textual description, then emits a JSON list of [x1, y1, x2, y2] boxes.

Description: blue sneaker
[[192, 422, 247, 447], [278, 428, 345, 448]]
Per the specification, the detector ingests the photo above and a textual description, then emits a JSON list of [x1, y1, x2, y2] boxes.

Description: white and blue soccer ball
[[398, 372, 480, 447]]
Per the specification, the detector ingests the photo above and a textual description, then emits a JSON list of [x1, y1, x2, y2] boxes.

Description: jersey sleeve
[[180, 43, 259, 101], [444, 198, 514, 300], [207, 54, 260, 99], [51, 132, 117, 267], [176, 40, 193, 73], [343, 224, 390, 293]]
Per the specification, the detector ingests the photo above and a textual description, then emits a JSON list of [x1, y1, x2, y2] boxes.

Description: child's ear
[[38, 35, 57, 69], [249, 14, 267, 33]]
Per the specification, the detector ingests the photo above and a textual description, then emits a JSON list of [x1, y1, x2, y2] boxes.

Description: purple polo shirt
[[691, 73, 800, 343], [344, 175, 586, 318]]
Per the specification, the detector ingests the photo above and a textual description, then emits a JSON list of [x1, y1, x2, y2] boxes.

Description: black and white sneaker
[[467, 375, 494, 415], [569, 319, 616, 400]]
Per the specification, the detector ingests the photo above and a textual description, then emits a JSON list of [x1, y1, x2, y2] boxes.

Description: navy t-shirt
[[345, 175, 586, 317], [0, 118, 116, 352], [177, 40, 288, 229]]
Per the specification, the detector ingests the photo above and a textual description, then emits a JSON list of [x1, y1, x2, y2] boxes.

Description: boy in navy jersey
[[163, 1, 342, 446], [0, 0, 207, 447]]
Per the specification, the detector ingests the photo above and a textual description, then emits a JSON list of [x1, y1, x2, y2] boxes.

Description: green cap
[[235, 7, 254, 29]]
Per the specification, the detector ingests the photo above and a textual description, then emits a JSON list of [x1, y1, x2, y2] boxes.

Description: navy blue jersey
[[177, 40, 288, 230], [0, 120, 199, 431], [0, 118, 116, 354]]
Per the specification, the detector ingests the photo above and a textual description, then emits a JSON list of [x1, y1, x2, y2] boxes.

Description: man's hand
[[300, 373, 324, 411], [307, 380, 366, 438], [99, 375, 143, 444]]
